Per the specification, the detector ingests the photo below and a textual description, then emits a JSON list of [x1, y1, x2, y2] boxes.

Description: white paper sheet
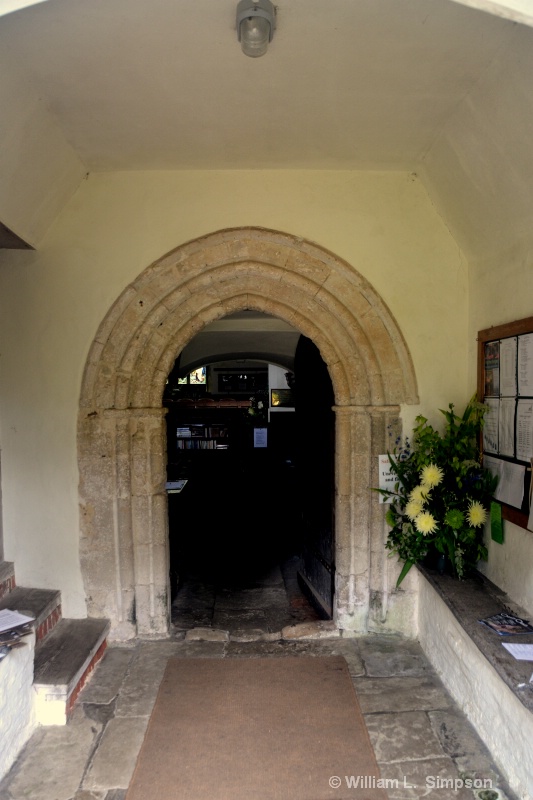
[[498, 398, 515, 458], [253, 427, 268, 448], [484, 455, 525, 509], [0, 609, 35, 633], [518, 333, 533, 395], [500, 337, 517, 396], [502, 643, 533, 661], [516, 400, 533, 462], [483, 398, 499, 454], [165, 480, 188, 494], [378, 454, 396, 504]]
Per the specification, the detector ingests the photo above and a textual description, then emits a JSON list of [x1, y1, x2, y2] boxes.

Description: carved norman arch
[[78, 228, 418, 640]]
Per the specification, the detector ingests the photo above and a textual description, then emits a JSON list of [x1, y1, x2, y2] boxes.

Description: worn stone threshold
[[178, 619, 340, 644], [417, 565, 533, 712]]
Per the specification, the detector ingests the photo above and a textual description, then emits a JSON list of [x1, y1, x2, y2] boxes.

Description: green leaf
[[395, 560, 414, 587]]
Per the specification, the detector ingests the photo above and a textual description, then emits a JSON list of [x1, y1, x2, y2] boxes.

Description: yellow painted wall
[[0, 169, 469, 617]]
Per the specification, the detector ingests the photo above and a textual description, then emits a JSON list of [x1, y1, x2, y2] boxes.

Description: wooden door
[[293, 336, 335, 618]]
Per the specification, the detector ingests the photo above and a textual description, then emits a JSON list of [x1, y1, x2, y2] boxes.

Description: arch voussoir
[[78, 227, 418, 639]]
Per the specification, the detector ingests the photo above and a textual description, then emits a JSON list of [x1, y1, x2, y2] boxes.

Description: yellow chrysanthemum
[[467, 501, 487, 528], [405, 499, 424, 520], [415, 511, 438, 535], [421, 463, 444, 488], [409, 485, 428, 504]]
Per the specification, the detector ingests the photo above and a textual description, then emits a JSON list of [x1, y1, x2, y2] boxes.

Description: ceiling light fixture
[[236, 0, 276, 58]]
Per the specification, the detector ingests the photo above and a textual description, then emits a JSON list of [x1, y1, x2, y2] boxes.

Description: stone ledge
[[33, 618, 110, 725], [417, 565, 533, 712]]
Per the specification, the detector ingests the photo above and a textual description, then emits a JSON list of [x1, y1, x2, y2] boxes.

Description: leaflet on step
[[0, 608, 35, 634], [501, 642, 533, 661], [478, 611, 533, 635]]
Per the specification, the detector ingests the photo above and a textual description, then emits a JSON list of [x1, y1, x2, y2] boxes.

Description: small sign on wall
[[254, 427, 268, 448], [378, 454, 396, 503]]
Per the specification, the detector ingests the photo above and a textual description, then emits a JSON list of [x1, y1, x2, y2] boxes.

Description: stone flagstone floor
[[0, 560, 519, 800], [171, 557, 321, 636]]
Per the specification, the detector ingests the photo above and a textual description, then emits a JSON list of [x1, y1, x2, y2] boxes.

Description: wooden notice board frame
[[477, 315, 533, 530]]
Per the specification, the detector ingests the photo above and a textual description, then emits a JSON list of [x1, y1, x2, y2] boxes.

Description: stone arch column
[[78, 227, 418, 639]]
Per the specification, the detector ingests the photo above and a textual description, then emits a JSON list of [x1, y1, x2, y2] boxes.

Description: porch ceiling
[[0, 0, 517, 172], [0, 0, 532, 257]]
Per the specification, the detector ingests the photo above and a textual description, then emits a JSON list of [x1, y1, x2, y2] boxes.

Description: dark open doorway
[[163, 319, 335, 634]]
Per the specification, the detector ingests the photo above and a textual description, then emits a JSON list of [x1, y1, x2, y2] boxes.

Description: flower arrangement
[[247, 389, 269, 425], [378, 397, 498, 586]]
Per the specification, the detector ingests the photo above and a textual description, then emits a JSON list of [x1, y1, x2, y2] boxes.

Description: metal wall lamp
[[236, 0, 276, 58]]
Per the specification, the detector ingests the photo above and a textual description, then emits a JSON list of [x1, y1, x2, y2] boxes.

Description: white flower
[[467, 501, 487, 528], [421, 464, 444, 488], [405, 499, 423, 520], [415, 511, 438, 535], [409, 485, 429, 504]]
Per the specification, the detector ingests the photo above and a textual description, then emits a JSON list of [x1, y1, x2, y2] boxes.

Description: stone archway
[[78, 227, 418, 640]]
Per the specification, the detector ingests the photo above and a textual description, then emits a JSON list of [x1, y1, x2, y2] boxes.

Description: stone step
[[33, 617, 110, 725], [0, 586, 62, 644], [0, 560, 15, 600]]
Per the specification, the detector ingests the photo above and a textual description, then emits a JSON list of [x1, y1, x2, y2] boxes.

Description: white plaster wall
[[421, 16, 533, 618], [0, 633, 36, 781], [478, 522, 533, 619], [0, 47, 84, 246], [450, 0, 533, 27], [418, 576, 533, 800], [421, 25, 533, 263], [420, 21, 533, 625], [268, 365, 293, 417], [268, 365, 291, 392], [466, 226, 533, 618], [3, 0, 532, 27], [0, 170, 468, 618]]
